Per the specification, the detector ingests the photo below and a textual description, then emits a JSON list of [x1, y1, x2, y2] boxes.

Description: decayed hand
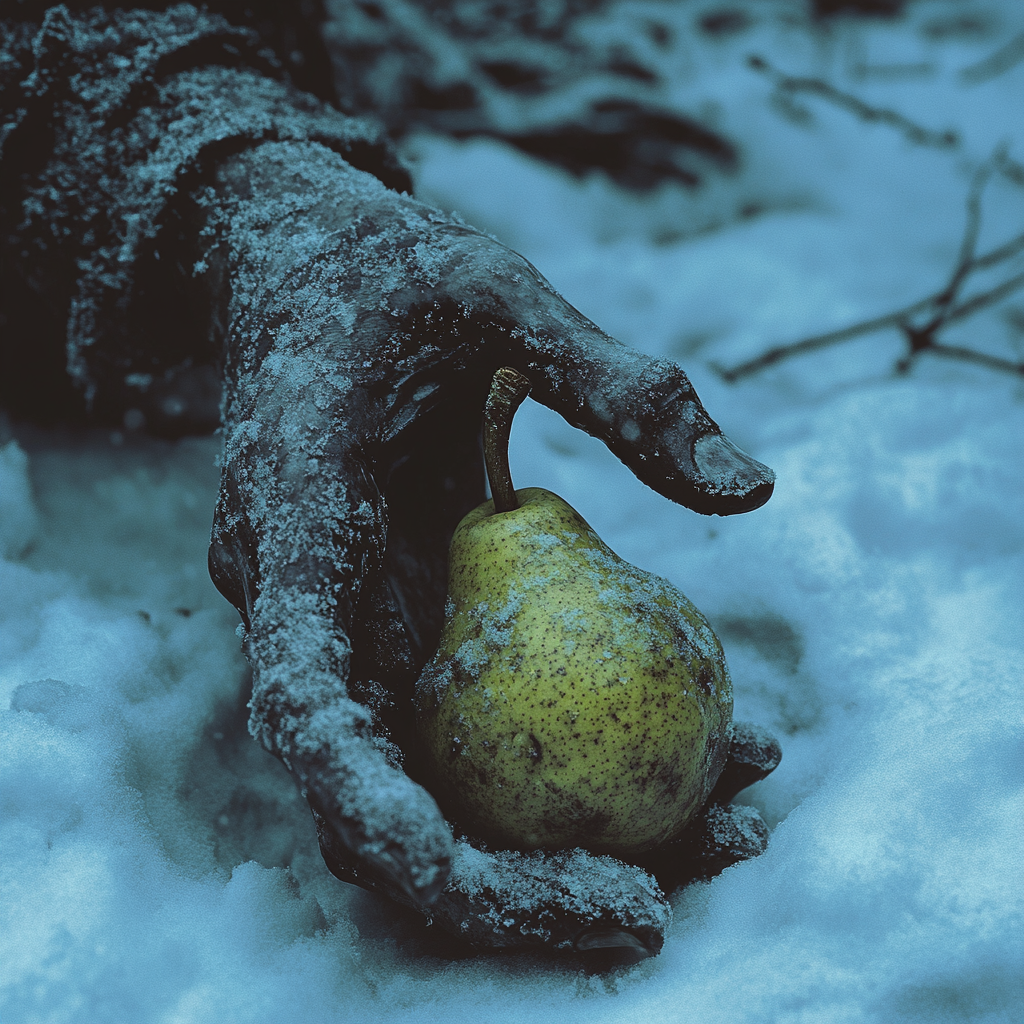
[[196, 139, 779, 956]]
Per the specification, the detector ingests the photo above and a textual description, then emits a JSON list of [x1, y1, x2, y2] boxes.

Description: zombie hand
[[0, 2, 777, 956], [198, 139, 779, 957]]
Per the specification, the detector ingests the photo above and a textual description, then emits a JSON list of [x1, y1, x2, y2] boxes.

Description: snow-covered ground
[[2, 2, 1023, 1021]]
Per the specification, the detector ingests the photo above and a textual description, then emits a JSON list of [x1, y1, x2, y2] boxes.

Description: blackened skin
[[315, 723, 781, 956], [1, 3, 779, 962], [196, 138, 780, 959]]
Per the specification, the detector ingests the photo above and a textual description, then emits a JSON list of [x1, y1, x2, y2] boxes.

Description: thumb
[[494, 258, 774, 515]]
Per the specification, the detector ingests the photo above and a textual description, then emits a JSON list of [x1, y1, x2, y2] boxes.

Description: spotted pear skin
[[415, 487, 732, 857]]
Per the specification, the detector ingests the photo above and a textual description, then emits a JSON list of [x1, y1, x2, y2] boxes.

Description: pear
[[415, 368, 732, 858]]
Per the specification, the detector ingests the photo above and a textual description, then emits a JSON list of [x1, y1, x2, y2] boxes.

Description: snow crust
[[3, 2, 1024, 1020]]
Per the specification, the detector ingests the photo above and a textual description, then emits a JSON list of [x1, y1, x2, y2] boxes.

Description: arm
[[2, 5, 779, 956], [196, 140, 777, 950]]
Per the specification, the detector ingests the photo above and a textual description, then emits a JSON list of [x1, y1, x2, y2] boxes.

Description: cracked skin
[[415, 486, 733, 857]]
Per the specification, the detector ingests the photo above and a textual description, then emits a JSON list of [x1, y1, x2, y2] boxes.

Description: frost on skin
[[198, 137, 777, 942], [0, 4, 406, 428], [2, 4, 780, 954], [313, 725, 777, 953], [314, 806, 671, 955]]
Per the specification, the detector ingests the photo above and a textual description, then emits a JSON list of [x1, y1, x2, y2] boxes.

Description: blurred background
[[2, 2, 1023, 1021]]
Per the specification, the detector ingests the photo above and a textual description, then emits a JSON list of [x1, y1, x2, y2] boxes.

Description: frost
[[437, 839, 670, 950], [3, 0, 1024, 1018], [1, 5, 408, 414], [553, 607, 589, 633]]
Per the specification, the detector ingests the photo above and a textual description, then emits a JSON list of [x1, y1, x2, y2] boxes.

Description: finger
[[526, 329, 772, 515], [453, 247, 774, 515], [635, 724, 780, 890], [298, 703, 453, 904], [437, 841, 668, 956], [244, 580, 455, 905], [639, 803, 770, 891], [314, 815, 669, 957], [709, 720, 783, 806], [210, 383, 453, 903]]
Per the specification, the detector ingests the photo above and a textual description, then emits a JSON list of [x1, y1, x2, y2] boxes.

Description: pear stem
[[484, 367, 532, 514]]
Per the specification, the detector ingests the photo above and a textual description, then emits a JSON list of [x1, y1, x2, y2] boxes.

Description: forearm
[[0, 4, 406, 431]]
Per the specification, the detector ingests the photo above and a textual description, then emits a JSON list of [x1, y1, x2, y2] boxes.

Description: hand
[[197, 139, 779, 956], [314, 721, 781, 955]]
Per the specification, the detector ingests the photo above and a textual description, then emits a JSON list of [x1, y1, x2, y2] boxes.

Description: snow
[[3, 2, 1023, 1021]]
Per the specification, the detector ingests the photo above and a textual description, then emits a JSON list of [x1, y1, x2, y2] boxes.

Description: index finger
[[507, 259, 775, 514]]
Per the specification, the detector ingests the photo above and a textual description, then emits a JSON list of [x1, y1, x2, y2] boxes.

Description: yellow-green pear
[[415, 368, 732, 858]]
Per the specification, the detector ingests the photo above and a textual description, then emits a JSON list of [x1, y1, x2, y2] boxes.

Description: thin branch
[[971, 230, 1024, 271], [715, 146, 1024, 383], [994, 146, 1024, 190], [916, 158, 995, 335], [943, 271, 1024, 328], [925, 342, 1024, 376], [960, 31, 1024, 85], [947, 162, 989, 290], [897, 271, 1024, 373], [712, 243, 1024, 383], [747, 54, 959, 150], [749, 53, 1024, 189], [711, 298, 932, 382]]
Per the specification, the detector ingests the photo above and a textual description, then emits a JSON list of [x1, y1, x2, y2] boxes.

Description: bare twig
[[713, 256, 1024, 382], [713, 156, 1024, 383], [914, 159, 994, 336], [711, 298, 933, 382], [748, 54, 1024, 186], [747, 54, 959, 150], [993, 146, 1024, 190], [942, 271, 1024, 328], [960, 31, 1024, 85], [970, 230, 1024, 271], [905, 342, 1024, 376]]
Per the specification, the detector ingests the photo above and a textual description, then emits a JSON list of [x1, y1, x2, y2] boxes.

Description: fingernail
[[375, 847, 451, 907], [692, 433, 775, 512], [574, 927, 653, 953]]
